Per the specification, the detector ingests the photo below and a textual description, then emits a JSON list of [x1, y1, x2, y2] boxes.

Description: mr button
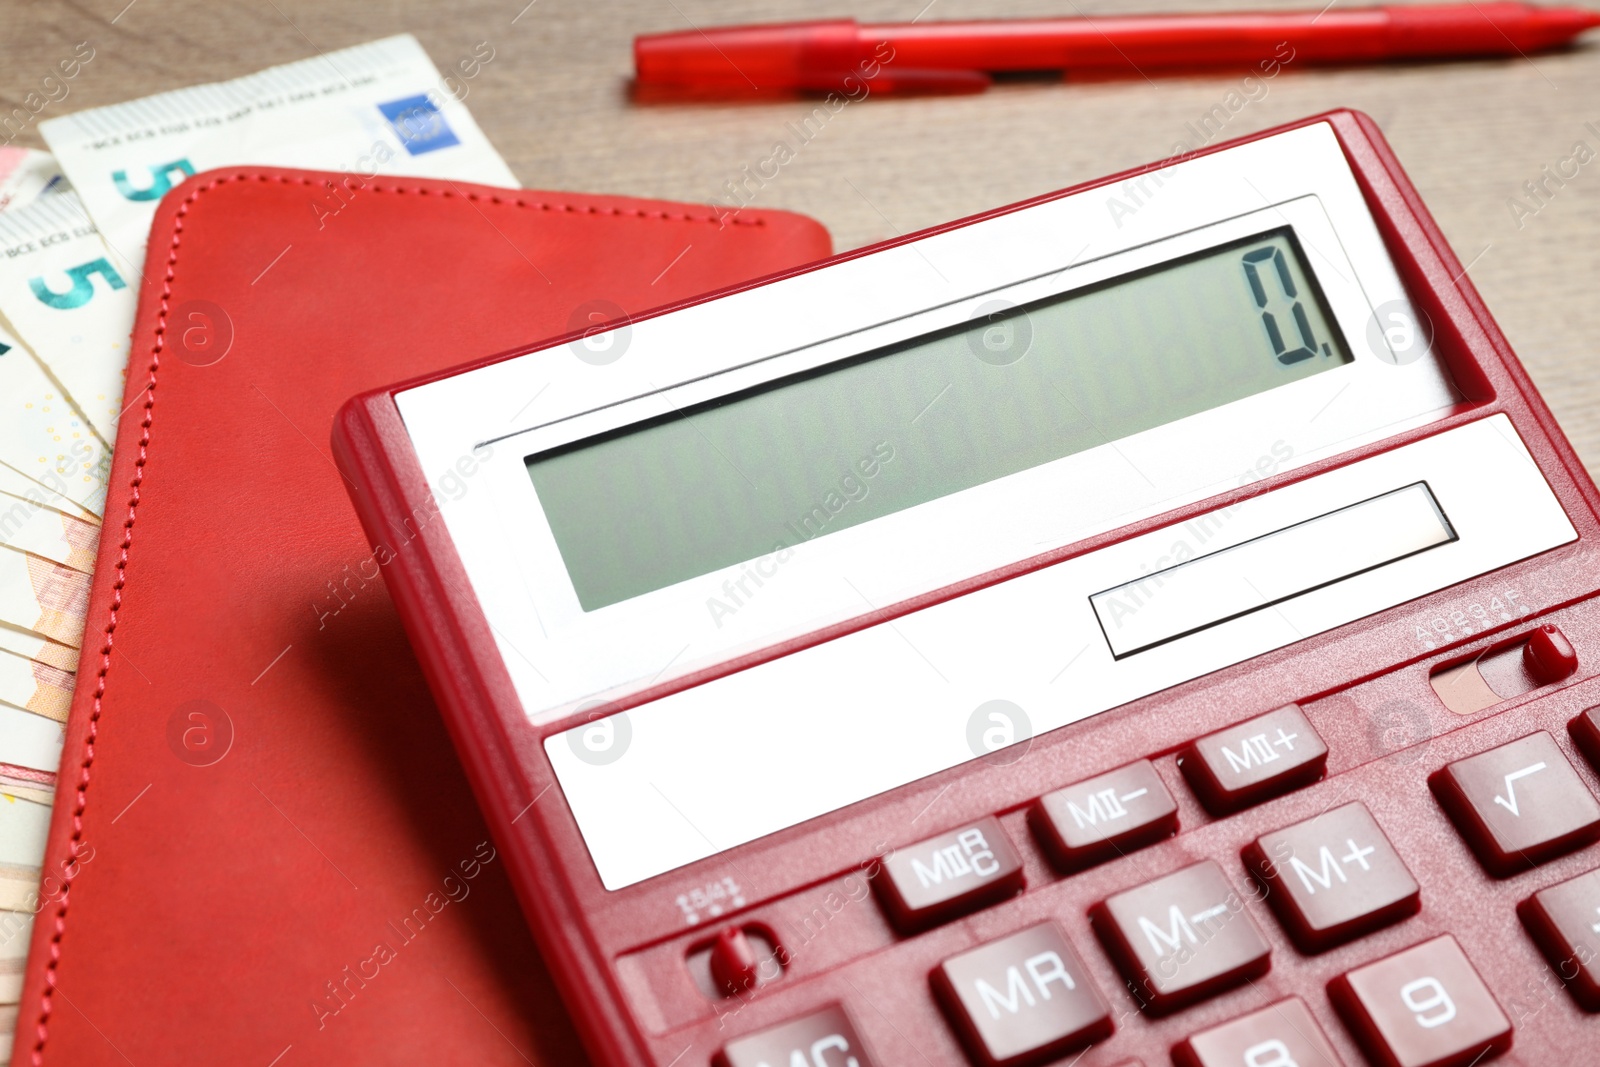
[[718, 1004, 876, 1067], [1091, 859, 1271, 1015], [1245, 801, 1420, 953], [1180, 704, 1328, 814], [876, 816, 1024, 932], [1429, 731, 1600, 877], [931, 922, 1112, 1067]]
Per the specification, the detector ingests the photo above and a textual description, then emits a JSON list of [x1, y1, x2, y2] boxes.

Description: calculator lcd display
[[526, 226, 1353, 612]]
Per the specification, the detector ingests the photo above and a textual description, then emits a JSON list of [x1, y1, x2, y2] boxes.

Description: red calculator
[[333, 109, 1600, 1067]]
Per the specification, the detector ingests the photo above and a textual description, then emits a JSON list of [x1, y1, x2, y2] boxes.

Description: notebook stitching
[[29, 169, 764, 1062]]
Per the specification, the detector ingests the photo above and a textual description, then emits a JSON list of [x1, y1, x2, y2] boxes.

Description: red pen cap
[[635, 19, 863, 89]]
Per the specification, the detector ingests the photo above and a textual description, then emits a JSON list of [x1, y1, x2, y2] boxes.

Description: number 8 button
[[1329, 934, 1512, 1067]]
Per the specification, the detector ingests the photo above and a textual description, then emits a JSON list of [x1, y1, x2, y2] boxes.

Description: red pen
[[634, 3, 1600, 94]]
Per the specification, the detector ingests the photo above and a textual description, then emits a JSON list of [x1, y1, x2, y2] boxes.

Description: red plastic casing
[[333, 111, 1600, 1067]]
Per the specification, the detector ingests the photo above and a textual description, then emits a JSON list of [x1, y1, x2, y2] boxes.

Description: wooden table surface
[[4, 0, 1600, 1061], [5, 0, 1600, 469]]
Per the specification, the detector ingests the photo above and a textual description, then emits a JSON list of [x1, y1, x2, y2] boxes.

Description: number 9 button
[[1328, 934, 1512, 1067]]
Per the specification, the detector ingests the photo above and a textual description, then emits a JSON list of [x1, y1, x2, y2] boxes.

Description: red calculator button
[[718, 1004, 876, 1067], [931, 921, 1112, 1067], [1517, 867, 1600, 1011], [875, 816, 1023, 932], [1428, 731, 1600, 877], [1179, 704, 1327, 814], [1244, 801, 1420, 953], [1090, 859, 1271, 1015], [1030, 759, 1178, 871], [1329, 934, 1511, 1067], [1173, 996, 1344, 1067], [1570, 706, 1600, 771]]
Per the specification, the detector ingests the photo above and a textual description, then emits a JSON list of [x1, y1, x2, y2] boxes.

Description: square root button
[[875, 816, 1024, 933], [1090, 859, 1271, 1015], [931, 921, 1112, 1067], [1329, 934, 1511, 1067], [1244, 801, 1420, 953], [1179, 704, 1328, 814], [1173, 996, 1344, 1067], [1429, 730, 1600, 877]]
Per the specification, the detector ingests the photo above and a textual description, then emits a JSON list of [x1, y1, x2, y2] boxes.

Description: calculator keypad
[[701, 682, 1600, 1067], [1329, 934, 1512, 1067], [875, 816, 1024, 932], [1091, 859, 1272, 1015], [717, 1003, 876, 1067], [931, 921, 1111, 1067], [1179, 704, 1328, 814], [1172, 996, 1344, 1067], [1429, 730, 1600, 876], [1029, 759, 1178, 871], [1518, 866, 1600, 1011], [1245, 801, 1420, 953]]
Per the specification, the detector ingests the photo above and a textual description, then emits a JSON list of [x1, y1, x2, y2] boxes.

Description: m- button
[[1429, 731, 1600, 876], [1030, 759, 1179, 871], [1091, 859, 1272, 1015], [1245, 801, 1420, 953], [717, 1003, 876, 1067], [876, 816, 1024, 932], [931, 922, 1112, 1067], [1180, 704, 1328, 814]]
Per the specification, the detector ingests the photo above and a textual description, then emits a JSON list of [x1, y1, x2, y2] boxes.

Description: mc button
[[718, 1004, 875, 1067]]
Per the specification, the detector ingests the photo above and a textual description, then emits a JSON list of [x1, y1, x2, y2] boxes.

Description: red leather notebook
[[10, 168, 829, 1066]]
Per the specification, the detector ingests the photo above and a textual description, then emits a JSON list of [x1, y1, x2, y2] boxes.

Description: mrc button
[[1090, 859, 1271, 1015], [1244, 801, 1421, 953], [1429, 731, 1600, 877], [718, 1003, 876, 1067], [876, 816, 1023, 933], [1179, 704, 1327, 814], [1030, 759, 1179, 871], [931, 922, 1112, 1067]]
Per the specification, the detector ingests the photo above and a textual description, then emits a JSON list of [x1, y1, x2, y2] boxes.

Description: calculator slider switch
[[1178, 704, 1328, 814], [875, 816, 1024, 933], [1523, 624, 1578, 686], [709, 926, 762, 996]]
